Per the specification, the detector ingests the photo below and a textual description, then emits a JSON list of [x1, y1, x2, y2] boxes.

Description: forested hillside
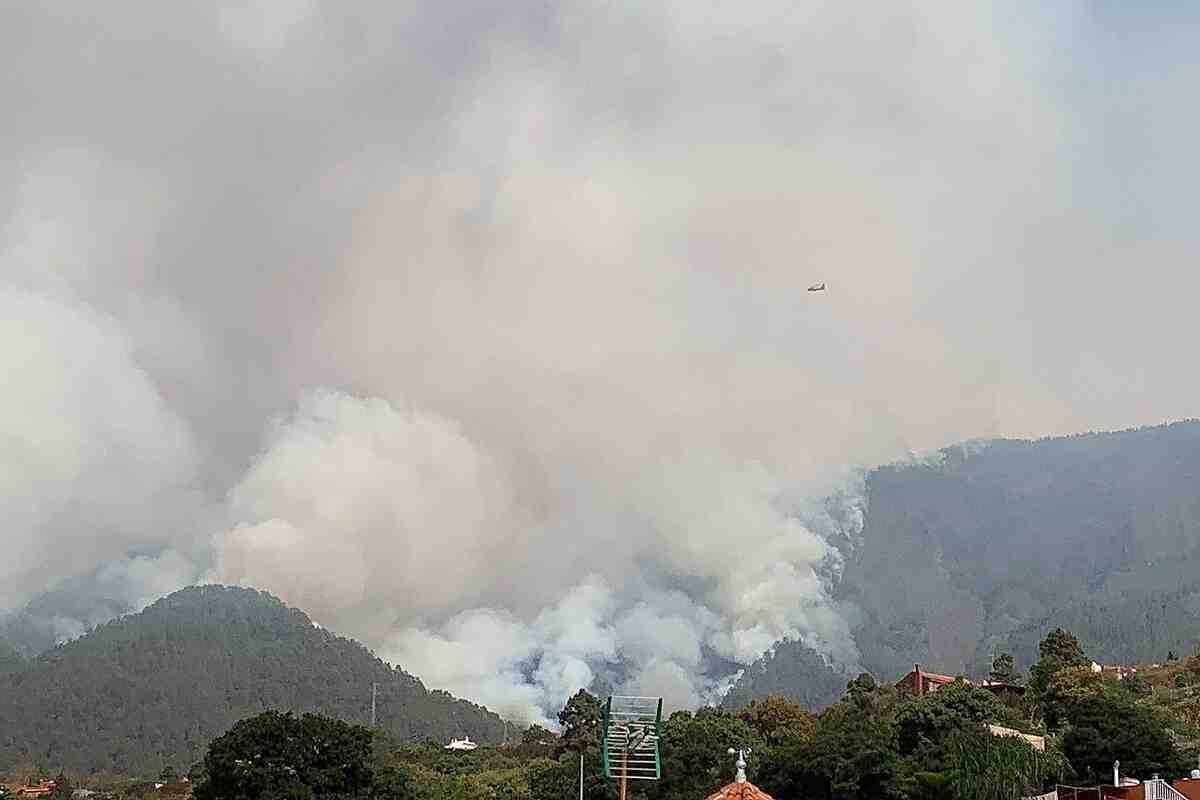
[[0, 641, 23, 676], [71, 629, 1197, 799], [721, 639, 846, 711], [729, 421, 1200, 709], [0, 586, 504, 776]]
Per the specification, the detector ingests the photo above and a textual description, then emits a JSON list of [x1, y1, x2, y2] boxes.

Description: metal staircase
[[1146, 777, 1189, 800]]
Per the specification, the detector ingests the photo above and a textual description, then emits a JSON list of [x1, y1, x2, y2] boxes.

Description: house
[[987, 724, 1046, 752], [896, 666, 1045, 751], [897, 666, 1029, 698], [444, 736, 478, 751], [896, 664, 960, 696], [978, 679, 1027, 698], [1090, 662, 1138, 680], [13, 780, 57, 798]]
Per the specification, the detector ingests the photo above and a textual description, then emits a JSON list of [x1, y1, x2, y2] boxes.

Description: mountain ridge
[[727, 420, 1200, 708], [0, 585, 505, 776]]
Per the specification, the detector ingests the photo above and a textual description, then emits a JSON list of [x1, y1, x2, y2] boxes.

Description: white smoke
[[206, 390, 857, 719], [4, 0, 1200, 721], [0, 150, 199, 612]]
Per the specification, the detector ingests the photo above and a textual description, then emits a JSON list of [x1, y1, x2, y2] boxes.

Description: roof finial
[[727, 748, 751, 783]]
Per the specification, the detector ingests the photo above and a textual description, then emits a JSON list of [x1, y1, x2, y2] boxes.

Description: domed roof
[[705, 749, 774, 800], [704, 780, 774, 800]]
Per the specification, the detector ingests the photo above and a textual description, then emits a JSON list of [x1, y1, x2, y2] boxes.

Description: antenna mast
[[371, 682, 378, 727]]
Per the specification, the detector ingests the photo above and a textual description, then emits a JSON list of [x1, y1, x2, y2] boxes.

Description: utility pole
[[371, 682, 378, 727]]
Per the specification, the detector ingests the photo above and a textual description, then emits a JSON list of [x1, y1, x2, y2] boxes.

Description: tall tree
[[1060, 687, 1182, 783], [558, 690, 604, 753], [521, 724, 557, 747], [761, 691, 902, 800], [737, 695, 815, 746], [651, 708, 761, 800], [1031, 629, 1090, 694], [194, 711, 375, 800], [528, 751, 612, 800], [846, 672, 878, 699], [895, 682, 1023, 757], [990, 653, 1020, 685], [1039, 629, 1089, 665]]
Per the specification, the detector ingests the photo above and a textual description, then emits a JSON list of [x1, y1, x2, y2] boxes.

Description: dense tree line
[[381, 630, 1193, 800], [729, 421, 1200, 709], [7, 626, 1197, 799], [0, 586, 504, 776], [0, 643, 23, 677]]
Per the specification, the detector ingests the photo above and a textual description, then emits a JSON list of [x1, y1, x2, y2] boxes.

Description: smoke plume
[[3, 0, 1200, 720]]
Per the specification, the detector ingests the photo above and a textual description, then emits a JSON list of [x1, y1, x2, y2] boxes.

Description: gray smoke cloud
[[3, 1, 1199, 720]]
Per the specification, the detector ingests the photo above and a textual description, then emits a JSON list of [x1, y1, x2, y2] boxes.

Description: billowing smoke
[[204, 389, 859, 718], [4, 0, 1200, 721], [1, 150, 201, 614]]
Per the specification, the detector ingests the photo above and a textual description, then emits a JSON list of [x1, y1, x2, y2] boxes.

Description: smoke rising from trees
[[3, 1, 1199, 719]]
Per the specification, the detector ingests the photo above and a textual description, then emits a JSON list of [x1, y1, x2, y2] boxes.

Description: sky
[[2, 0, 1198, 724]]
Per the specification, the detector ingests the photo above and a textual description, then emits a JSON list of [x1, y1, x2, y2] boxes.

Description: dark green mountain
[[0, 585, 504, 776], [727, 420, 1200, 709], [721, 638, 846, 710], [0, 640, 24, 676]]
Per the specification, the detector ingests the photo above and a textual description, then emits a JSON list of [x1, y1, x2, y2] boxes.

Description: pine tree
[[990, 653, 1020, 685]]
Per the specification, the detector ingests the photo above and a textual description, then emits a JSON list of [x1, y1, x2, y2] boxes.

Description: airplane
[[807, 283, 826, 292]]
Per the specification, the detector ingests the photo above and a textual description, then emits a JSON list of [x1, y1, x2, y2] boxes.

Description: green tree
[[528, 757, 573, 800], [1030, 629, 1090, 694], [903, 770, 953, 800], [949, 728, 1066, 800], [651, 708, 761, 800], [193, 711, 375, 800], [521, 724, 557, 747], [761, 691, 901, 800], [558, 690, 603, 753], [1039, 666, 1105, 729], [1124, 672, 1152, 698], [1039, 629, 1089, 665], [990, 653, 1020, 685], [369, 765, 414, 799], [737, 695, 815, 747], [528, 752, 611, 800], [846, 672, 878, 699], [1059, 686, 1182, 783], [895, 682, 1023, 757]]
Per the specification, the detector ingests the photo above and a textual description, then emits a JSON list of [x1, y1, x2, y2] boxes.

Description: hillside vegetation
[[0, 586, 503, 776], [0, 642, 23, 676], [43, 629, 1192, 800], [730, 421, 1200, 708]]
